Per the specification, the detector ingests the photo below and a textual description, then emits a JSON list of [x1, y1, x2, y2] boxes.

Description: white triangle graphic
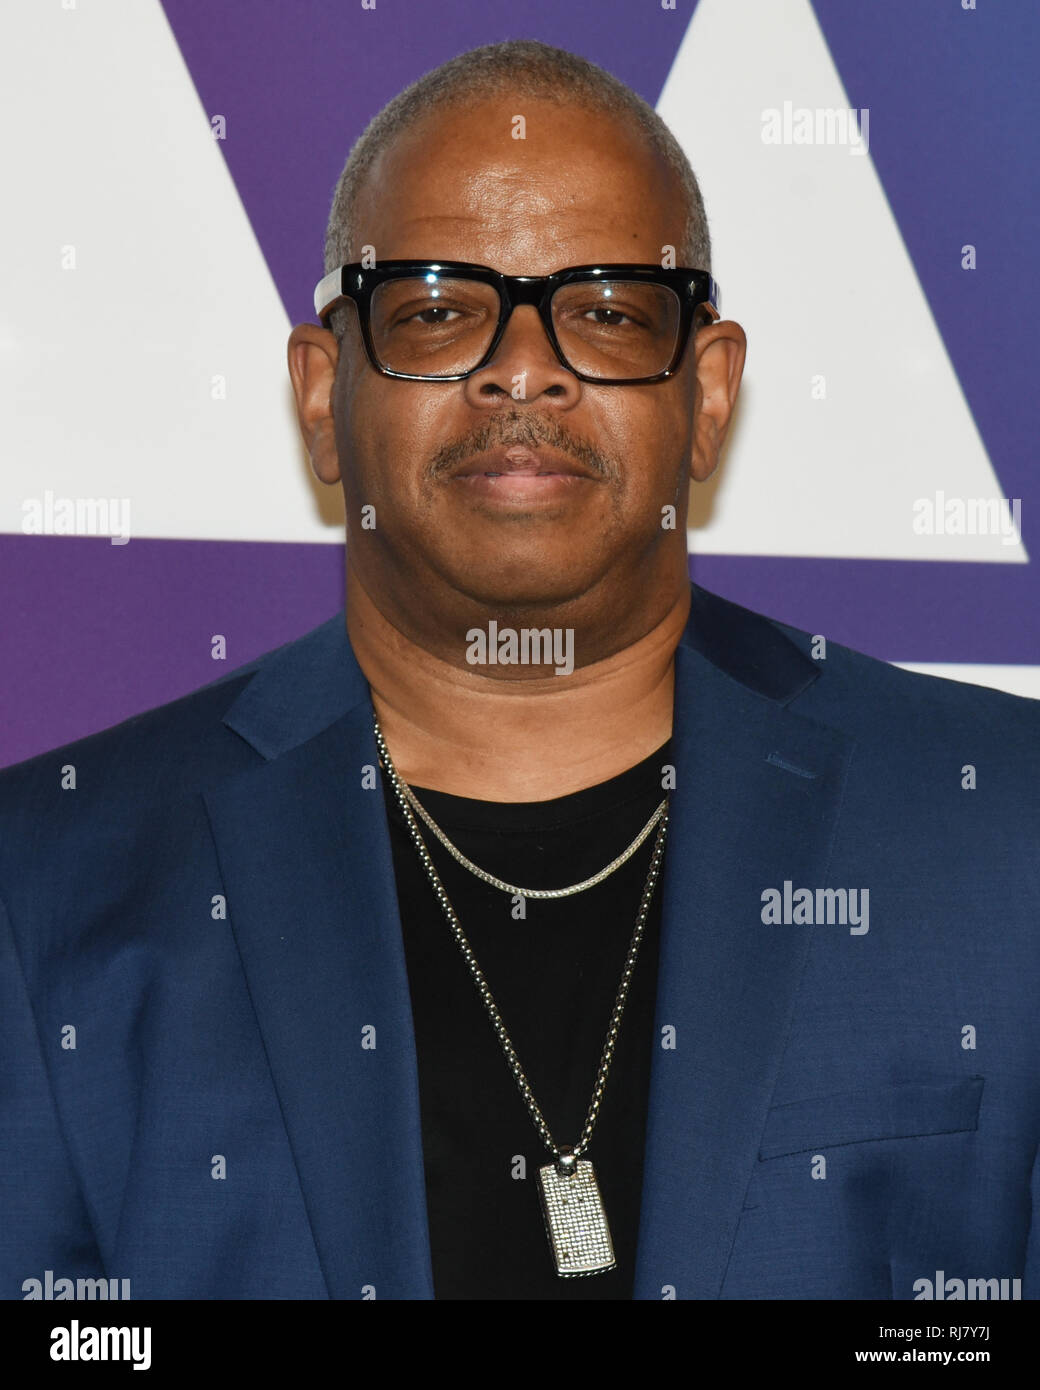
[[895, 664, 1040, 701], [658, 0, 1024, 561], [0, 0, 342, 543]]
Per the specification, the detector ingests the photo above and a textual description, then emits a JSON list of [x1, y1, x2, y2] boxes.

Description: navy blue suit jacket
[[2, 583, 1039, 1300]]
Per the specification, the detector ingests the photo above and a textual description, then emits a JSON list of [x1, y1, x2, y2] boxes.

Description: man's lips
[[449, 446, 597, 481], [448, 446, 597, 505]]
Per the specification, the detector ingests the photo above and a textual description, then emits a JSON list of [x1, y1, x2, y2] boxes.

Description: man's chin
[[438, 561, 599, 614]]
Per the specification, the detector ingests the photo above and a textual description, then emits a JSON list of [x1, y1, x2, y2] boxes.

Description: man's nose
[[463, 304, 581, 403]]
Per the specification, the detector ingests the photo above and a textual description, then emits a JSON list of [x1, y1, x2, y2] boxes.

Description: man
[[2, 39, 1039, 1302]]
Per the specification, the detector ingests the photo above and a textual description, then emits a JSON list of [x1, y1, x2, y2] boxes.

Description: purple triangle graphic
[[158, 0, 699, 328]]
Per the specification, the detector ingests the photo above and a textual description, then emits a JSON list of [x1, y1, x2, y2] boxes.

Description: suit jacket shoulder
[[0, 613, 353, 898]]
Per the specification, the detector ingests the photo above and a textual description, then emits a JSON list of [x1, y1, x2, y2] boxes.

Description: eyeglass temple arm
[[314, 267, 345, 320]]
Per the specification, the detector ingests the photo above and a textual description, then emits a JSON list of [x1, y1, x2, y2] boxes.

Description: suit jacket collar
[[208, 583, 851, 1298]]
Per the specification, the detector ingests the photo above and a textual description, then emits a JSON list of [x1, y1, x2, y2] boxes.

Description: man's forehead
[[354, 96, 681, 264], [375, 96, 668, 185]]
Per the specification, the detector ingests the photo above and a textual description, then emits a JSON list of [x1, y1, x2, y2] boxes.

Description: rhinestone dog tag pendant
[[537, 1157, 616, 1277]]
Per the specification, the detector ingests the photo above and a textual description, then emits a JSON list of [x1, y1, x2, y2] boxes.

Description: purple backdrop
[[3, 0, 1037, 766]]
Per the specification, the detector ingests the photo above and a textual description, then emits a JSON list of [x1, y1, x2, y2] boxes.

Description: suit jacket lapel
[[633, 596, 855, 1298], [203, 619, 434, 1300]]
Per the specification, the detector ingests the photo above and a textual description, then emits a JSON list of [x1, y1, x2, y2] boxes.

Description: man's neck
[[347, 567, 690, 802]]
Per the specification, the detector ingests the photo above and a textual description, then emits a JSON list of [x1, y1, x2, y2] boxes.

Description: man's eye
[[582, 307, 632, 326], [404, 305, 462, 325]]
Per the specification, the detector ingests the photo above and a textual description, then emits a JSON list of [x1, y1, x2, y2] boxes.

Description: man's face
[[298, 96, 743, 623]]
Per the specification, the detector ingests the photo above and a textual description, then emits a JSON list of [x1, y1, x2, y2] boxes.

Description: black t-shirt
[[381, 740, 671, 1299]]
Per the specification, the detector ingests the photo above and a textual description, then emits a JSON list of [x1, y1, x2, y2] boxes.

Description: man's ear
[[689, 319, 747, 483], [287, 324, 341, 485]]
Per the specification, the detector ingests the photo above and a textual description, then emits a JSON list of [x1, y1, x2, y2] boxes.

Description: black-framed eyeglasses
[[313, 260, 721, 385]]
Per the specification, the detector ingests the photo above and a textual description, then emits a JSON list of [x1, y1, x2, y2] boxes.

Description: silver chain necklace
[[399, 777, 667, 900], [374, 713, 669, 1278]]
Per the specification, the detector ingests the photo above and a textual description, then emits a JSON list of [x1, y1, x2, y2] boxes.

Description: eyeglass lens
[[369, 274, 682, 378]]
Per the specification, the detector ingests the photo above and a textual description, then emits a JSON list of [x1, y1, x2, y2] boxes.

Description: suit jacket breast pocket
[[758, 1076, 984, 1160], [727, 1078, 989, 1298]]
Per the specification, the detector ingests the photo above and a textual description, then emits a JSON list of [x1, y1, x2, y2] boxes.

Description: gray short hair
[[321, 39, 711, 340]]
